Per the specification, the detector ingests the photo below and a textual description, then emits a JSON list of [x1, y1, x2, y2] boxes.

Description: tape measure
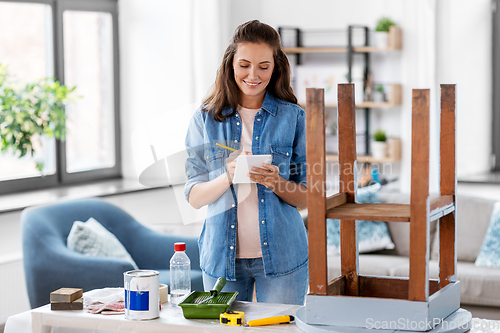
[[220, 311, 245, 326]]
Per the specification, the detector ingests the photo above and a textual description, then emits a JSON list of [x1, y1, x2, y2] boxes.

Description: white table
[[4, 300, 303, 333], [7, 301, 500, 333]]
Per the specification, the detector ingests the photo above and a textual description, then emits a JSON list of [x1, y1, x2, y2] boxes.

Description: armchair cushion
[[475, 202, 500, 268], [67, 217, 139, 270]]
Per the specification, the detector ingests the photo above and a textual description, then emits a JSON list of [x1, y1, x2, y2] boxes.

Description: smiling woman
[[184, 20, 308, 306], [232, 42, 274, 109]]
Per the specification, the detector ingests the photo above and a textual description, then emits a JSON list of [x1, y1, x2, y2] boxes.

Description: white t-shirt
[[236, 105, 262, 258]]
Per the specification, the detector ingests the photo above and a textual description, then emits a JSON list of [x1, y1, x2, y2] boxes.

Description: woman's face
[[232, 42, 274, 107]]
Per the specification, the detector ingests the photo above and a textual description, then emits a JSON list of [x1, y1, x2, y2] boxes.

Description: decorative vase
[[374, 31, 389, 49], [371, 141, 387, 160]]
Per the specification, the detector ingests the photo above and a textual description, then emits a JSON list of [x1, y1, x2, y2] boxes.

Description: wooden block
[[327, 203, 410, 222], [338, 83, 359, 297], [388, 137, 402, 160], [306, 88, 328, 295], [326, 192, 347, 210], [409, 89, 430, 302], [51, 297, 83, 311], [327, 276, 346, 296], [388, 26, 402, 50], [439, 84, 457, 289], [50, 288, 83, 303], [390, 84, 402, 106]]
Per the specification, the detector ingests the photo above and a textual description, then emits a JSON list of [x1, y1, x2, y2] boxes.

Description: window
[[0, 0, 120, 194]]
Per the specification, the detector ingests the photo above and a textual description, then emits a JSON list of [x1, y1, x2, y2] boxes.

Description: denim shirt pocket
[[205, 146, 226, 179], [270, 144, 293, 180]]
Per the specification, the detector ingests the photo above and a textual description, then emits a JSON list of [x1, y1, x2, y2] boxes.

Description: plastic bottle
[[169, 242, 191, 306]]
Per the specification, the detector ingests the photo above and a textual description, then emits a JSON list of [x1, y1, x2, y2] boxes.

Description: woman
[[184, 20, 308, 305]]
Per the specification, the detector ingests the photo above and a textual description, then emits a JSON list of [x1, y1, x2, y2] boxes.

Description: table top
[[6, 300, 303, 333], [6, 301, 500, 333]]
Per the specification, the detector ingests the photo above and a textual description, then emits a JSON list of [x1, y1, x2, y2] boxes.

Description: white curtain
[[399, 0, 438, 193]]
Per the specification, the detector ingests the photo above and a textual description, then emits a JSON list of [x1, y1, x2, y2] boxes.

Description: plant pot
[[325, 134, 338, 154], [371, 141, 387, 160], [373, 92, 384, 103], [374, 31, 389, 49]]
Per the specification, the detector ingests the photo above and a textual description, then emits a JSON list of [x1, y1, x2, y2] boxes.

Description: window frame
[[0, 0, 121, 194]]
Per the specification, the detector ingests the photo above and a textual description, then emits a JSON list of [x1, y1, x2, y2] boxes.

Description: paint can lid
[[174, 242, 186, 251]]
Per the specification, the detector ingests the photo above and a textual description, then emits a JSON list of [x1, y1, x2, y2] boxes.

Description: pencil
[[245, 315, 295, 327], [216, 143, 237, 152]]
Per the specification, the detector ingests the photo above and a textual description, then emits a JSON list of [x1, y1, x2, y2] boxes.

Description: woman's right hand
[[226, 150, 250, 184]]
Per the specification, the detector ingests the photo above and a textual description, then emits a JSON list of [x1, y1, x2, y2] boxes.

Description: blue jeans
[[202, 258, 308, 305]]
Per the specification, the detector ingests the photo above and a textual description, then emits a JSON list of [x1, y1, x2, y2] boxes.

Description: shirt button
[[286, 152, 289, 156], [231, 204, 235, 208], [230, 246, 234, 250], [257, 118, 261, 121], [263, 242, 268, 246], [231, 225, 235, 229], [261, 220, 265, 224], [206, 156, 209, 159], [236, 122, 240, 125], [261, 199, 264, 203], [234, 140, 238, 143], [236, 114, 239, 117], [255, 136, 259, 140]]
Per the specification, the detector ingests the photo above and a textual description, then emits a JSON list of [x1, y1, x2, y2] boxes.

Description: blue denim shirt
[[184, 92, 308, 281]]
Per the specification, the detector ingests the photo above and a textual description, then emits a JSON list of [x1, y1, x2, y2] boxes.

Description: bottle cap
[[174, 242, 186, 251]]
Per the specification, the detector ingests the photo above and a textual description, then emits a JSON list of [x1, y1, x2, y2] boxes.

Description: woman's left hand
[[249, 163, 283, 191]]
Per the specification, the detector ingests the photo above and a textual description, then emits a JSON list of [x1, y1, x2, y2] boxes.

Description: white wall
[[228, 0, 493, 192], [118, 0, 228, 182], [436, 0, 492, 178]]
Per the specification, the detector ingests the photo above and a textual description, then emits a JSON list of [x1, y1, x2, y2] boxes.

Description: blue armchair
[[22, 197, 203, 309]]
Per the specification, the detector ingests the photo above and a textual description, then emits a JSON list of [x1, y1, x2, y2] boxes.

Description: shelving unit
[[279, 25, 402, 158], [296, 84, 471, 333]]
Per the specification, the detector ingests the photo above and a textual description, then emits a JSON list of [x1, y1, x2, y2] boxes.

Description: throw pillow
[[475, 202, 500, 268], [67, 217, 139, 269], [326, 183, 395, 254]]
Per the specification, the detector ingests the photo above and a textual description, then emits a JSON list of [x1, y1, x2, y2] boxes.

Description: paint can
[[124, 270, 160, 320]]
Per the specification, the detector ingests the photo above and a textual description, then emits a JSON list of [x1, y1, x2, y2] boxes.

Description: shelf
[[298, 84, 402, 108], [283, 46, 400, 54], [326, 203, 410, 222], [299, 102, 398, 108], [325, 154, 400, 163], [324, 101, 399, 108], [283, 27, 402, 54]]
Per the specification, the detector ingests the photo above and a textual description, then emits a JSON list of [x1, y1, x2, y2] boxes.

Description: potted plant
[[0, 63, 77, 172], [371, 129, 387, 160], [374, 84, 387, 102], [375, 17, 396, 49]]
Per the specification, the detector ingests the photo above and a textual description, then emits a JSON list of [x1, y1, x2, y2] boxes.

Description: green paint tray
[[178, 277, 239, 319]]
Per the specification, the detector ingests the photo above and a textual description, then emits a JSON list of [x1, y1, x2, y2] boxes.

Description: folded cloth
[[83, 288, 124, 307], [84, 288, 126, 315], [87, 301, 125, 315]]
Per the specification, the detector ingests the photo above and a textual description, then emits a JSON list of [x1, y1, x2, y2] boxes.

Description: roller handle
[[210, 277, 226, 296]]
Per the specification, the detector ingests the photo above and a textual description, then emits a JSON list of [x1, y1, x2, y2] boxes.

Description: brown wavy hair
[[202, 20, 297, 122]]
